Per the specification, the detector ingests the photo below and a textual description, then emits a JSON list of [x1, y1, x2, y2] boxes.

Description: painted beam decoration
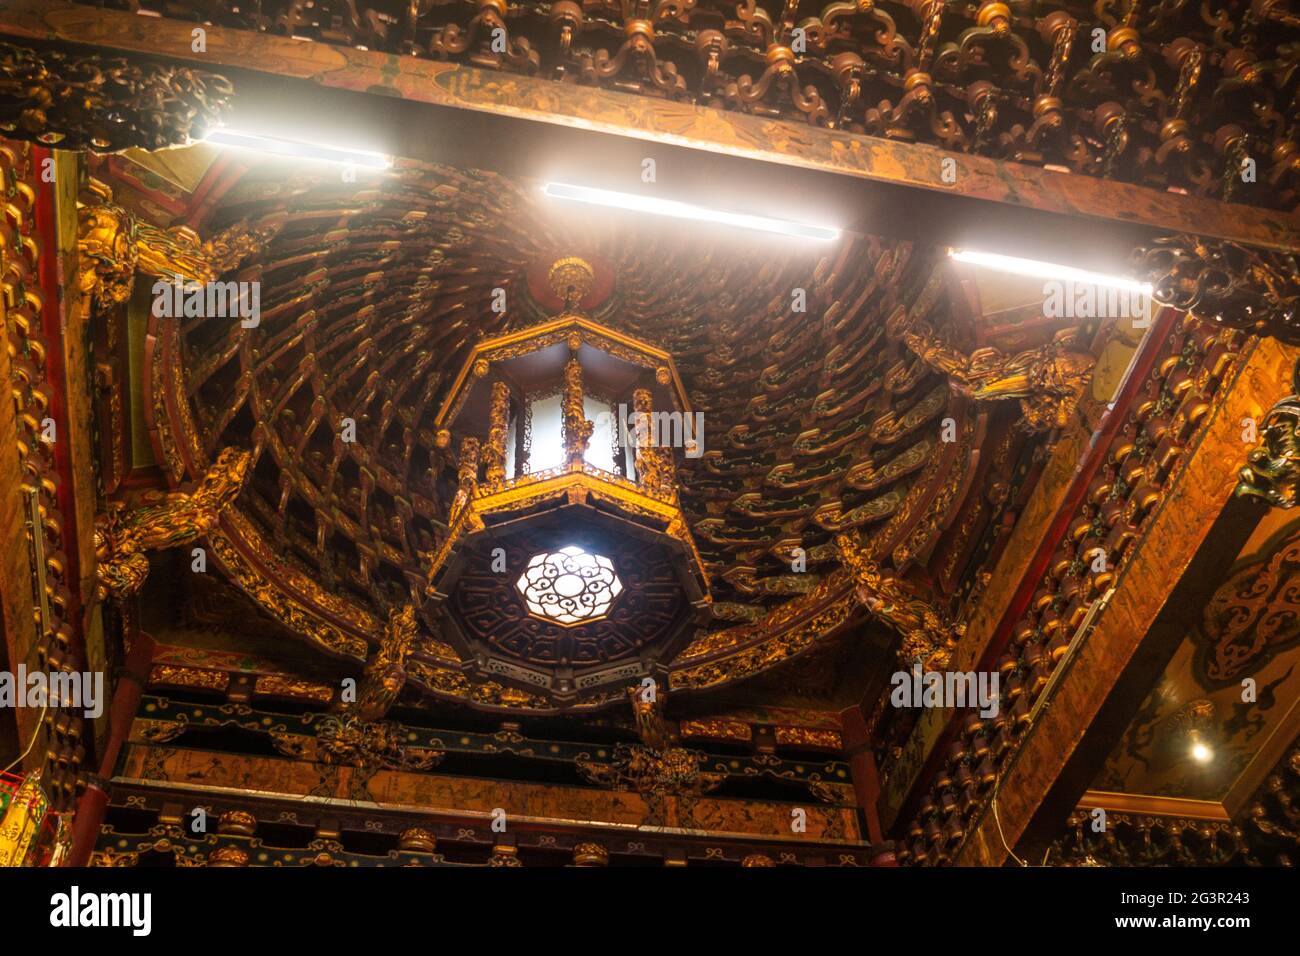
[[42, 0, 1300, 215], [3, 0, 1296, 256]]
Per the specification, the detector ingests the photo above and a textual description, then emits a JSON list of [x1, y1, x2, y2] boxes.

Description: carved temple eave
[[20, 0, 1300, 222], [93, 446, 251, 601], [77, 192, 281, 313], [901, 322, 1094, 433]]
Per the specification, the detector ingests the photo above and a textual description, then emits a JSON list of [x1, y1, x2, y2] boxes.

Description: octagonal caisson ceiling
[[144, 154, 975, 712]]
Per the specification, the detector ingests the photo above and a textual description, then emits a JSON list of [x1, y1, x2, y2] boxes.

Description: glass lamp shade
[[520, 394, 617, 475], [515, 545, 624, 624]]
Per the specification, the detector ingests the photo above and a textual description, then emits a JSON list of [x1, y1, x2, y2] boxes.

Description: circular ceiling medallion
[[547, 256, 595, 306], [526, 253, 615, 313], [516, 546, 624, 625]]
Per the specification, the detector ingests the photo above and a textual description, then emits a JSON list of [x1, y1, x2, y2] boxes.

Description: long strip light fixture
[[542, 182, 840, 241], [203, 127, 393, 168], [948, 248, 1153, 294]]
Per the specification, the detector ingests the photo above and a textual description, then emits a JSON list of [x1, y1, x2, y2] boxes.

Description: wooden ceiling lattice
[[145, 157, 976, 705]]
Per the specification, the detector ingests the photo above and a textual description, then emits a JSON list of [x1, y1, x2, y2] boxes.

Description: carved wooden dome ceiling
[[8, 0, 1300, 877], [146, 156, 978, 712]]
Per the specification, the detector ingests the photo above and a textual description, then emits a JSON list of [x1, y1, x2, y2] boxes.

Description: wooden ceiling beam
[[4, 1, 1298, 279]]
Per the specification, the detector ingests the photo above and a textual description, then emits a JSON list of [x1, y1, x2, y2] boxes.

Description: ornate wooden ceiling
[[2, 0, 1297, 876], [136, 152, 1007, 711]]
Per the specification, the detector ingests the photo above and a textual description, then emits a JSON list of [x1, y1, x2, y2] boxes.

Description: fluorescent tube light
[[203, 128, 392, 169], [542, 182, 840, 241], [949, 248, 1152, 294]]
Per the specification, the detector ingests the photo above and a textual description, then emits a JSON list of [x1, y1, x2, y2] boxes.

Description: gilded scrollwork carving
[[196, 218, 285, 275], [205, 517, 370, 660], [314, 713, 444, 771], [562, 357, 593, 467], [632, 387, 674, 496], [78, 194, 279, 313], [76, 201, 140, 310], [483, 381, 511, 489], [577, 684, 721, 794], [133, 220, 223, 285], [351, 604, 418, 721], [679, 717, 753, 742], [720, 565, 820, 596], [94, 447, 250, 600], [138, 720, 189, 744], [455, 436, 480, 511], [572, 843, 609, 866], [834, 530, 961, 669], [89, 849, 140, 868], [902, 322, 1092, 432], [1236, 364, 1300, 509], [1133, 236, 1300, 345], [1236, 398, 1300, 508], [422, 435, 486, 588], [1193, 520, 1300, 685], [0, 41, 233, 152], [628, 684, 669, 751], [576, 743, 724, 795], [672, 586, 855, 691], [548, 255, 594, 308], [405, 659, 549, 710]]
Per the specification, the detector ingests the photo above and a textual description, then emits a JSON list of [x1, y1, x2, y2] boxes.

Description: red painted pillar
[[64, 632, 155, 866], [64, 781, 108, 867], [97, 632, 156, 778], [839, 704, 887, 846]]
